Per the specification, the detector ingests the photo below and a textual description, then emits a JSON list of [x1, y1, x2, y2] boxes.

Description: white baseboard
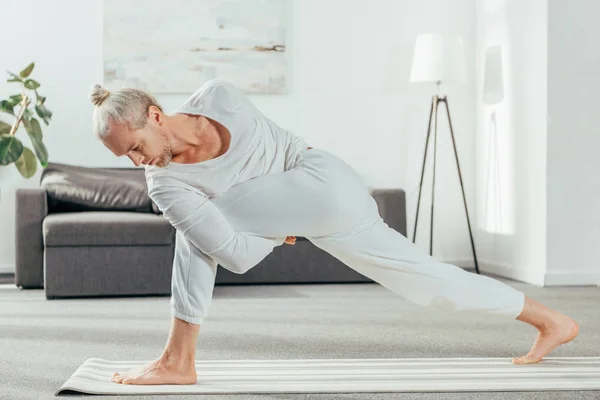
[[2, 260, 596, 286], [480, 261, 546, 286], [0, 264, 15, 274], [444, 259, 600, 287], [443, 259, 545, 286], [544, 270, 600, 287]]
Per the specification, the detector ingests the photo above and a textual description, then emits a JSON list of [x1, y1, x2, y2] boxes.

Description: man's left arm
[[148, 175, 286, 274]]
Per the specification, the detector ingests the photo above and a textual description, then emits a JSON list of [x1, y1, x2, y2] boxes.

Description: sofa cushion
[[40, 162, 154, 213], [43, 212, 174, 246]]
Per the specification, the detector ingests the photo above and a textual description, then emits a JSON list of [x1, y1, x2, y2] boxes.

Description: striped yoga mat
[[56, 357, 600, 395]]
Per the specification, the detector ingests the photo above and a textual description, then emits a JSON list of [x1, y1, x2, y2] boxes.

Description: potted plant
[[0, 62, 51, 178]]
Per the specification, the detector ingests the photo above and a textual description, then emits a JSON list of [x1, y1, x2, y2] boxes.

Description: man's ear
[[148, 106, 163, 125]]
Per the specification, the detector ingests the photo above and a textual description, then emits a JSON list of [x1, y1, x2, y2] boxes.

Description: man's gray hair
[[89, 84, 162, 138]]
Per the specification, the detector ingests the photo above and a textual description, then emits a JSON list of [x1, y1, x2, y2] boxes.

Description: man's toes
[[121, 377, 135, 385], [512, 355, 538, 365]]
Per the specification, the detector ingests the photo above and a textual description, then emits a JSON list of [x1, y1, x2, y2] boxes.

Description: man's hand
[[284, 236, 296, 245]]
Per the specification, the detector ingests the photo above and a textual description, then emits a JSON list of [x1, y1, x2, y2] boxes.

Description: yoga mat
[[56, 357, 600, 395]]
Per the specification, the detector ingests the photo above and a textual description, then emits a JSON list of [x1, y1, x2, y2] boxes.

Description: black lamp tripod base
[[412, 95, 480, 275]]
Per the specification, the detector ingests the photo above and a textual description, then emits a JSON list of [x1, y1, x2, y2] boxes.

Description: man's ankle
[[160, 349, 195, 368]]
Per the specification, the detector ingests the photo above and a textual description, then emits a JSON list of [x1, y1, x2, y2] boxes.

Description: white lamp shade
[[483, 45, 504, 104], [410, 34, 467, 84]]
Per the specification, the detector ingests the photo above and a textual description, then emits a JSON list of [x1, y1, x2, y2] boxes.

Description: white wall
[[475, 0, 548, 285], [476, 0, 600, 287], [0, 0, 477, 274], [546, 0, 600, 286]]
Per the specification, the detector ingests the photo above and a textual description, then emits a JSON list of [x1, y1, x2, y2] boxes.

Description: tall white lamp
[[409, 33, 480, 274]]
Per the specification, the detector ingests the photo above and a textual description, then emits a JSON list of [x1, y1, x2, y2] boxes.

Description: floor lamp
[[409, 34, 480, 274]]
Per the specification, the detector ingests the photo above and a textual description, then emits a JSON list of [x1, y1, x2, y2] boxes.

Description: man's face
[[102, 117, 172, 168]]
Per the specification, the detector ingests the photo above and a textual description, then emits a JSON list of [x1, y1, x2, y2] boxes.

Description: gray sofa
[[15, 162, 407, 299]]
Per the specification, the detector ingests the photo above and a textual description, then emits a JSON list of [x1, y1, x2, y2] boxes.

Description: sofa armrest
[[15, 188, 48, 288], [369, 188, 407, 237]]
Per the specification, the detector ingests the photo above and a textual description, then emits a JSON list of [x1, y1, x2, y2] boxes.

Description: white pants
[[170, 148, 525, 324]]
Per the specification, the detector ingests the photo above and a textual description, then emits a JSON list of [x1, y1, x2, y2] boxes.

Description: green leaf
[[0, 120, 12, 134], [21, 118, 31, 132], [30, 137, 48, 167], [0, 101, 15, 115], [25, 117, 43, 141], [19, 62, 35, 79], [6, 71, 22, 83], [23, 108, 33, 122], [8, 94, 23, 106], [24, 79, 40, 90], [35, 92, 46, 105], [35, 104, 52, 124], [24, 117, 48, 166], [14, 146, 37, 178], [0, 134, 24, 165]]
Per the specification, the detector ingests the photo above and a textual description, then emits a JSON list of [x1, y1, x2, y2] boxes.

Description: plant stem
[[9, 94, 29, 136]]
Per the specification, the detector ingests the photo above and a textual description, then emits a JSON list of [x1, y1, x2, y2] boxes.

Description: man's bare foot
[[112, 316, 200, 385], [112, 357, 197, 385], [513, 296, 579, 364]]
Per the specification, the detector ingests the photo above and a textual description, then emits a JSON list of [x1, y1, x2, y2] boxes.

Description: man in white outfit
[[89, 79, 579, 386]]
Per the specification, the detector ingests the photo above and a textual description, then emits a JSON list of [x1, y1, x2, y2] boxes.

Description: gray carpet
[[0, 275, 599, 400]]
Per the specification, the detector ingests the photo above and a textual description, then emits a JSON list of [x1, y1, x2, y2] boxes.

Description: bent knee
[[221, 260, 253, 275]]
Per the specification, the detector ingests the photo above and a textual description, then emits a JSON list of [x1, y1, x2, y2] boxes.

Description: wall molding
[[0, 264, 15, 274], [4, 261, 598, 286], [544, 270, 600, 287], [445, 259, 600, 287], [444, 258, 544, 286]]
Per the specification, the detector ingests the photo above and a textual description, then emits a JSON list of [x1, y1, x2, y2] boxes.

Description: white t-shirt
[[144, 79, 310, 270], [146, 79, 309, 198]]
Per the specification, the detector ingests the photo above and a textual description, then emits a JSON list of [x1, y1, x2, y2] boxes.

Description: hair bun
[[89, 84, 111, 106]]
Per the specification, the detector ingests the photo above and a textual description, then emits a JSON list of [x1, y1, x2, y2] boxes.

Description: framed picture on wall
[[103, 0, 287, 94]]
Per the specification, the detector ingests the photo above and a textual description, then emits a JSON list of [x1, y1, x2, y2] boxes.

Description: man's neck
[[168, 113, 229, 164]]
